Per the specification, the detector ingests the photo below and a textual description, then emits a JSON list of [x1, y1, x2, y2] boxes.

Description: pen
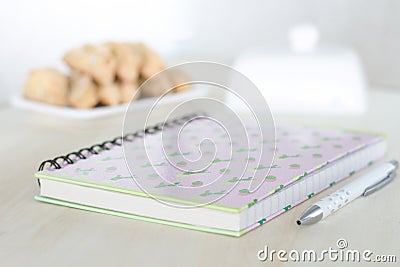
[[297, 160, 398, 225]]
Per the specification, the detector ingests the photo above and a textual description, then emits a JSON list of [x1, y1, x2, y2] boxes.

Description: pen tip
[[296, 220, 302, 225], [390, 160, 399, 169]]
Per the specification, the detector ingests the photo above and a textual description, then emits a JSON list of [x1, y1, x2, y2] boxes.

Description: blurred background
[[1, 0, 399, 110]]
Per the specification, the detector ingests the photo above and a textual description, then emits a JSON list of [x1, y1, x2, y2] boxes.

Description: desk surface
[[1, 89, 399, 267]]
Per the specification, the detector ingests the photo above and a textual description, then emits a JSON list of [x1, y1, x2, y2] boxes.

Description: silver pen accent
[[296, 205, 323, 225], [297, 160, 398, 226]]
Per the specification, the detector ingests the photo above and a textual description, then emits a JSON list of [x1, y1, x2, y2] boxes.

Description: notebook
[[35, 114, 386, 237]]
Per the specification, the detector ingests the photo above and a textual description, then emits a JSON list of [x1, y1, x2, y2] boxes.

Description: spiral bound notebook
[[35, 114, 386, 236]]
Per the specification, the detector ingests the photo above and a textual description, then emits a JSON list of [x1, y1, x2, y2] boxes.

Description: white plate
[[12, 88, 207, 120]]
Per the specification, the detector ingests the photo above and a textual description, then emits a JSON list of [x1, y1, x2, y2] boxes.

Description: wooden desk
[[1, 88, 399, 267]]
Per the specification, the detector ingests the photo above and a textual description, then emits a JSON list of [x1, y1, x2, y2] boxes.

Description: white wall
[[1, 0, 399, 103]]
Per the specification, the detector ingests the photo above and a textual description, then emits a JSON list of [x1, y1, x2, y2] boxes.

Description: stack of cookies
[[24, 42, 187, 108]]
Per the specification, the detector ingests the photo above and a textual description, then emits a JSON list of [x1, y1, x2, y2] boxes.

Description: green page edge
[[35, 173, 241, 213], [35, 195, 246, 237]]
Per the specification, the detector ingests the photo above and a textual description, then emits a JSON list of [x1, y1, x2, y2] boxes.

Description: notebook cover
[[34, 195, 248, 237], [35, 120, 384, 212]]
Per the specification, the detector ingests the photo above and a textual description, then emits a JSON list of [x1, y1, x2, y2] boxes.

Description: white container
[[231, 24, 367, 115]]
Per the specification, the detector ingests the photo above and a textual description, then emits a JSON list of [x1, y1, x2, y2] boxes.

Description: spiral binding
[[37, 113, 204, 181]]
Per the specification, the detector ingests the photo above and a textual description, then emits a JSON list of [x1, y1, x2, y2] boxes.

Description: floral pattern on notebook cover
[[38, 119, 383, 210]]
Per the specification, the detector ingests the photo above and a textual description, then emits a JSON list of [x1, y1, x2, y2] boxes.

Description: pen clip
[[362, 171, 396, 196]]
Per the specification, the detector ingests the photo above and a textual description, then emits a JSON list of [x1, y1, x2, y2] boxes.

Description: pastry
[[120, 82, 140, 103], [108, 42, 144, 83], [24, 68, 69, 106], [168, 68, 191, 92], [140, 43, 165, 79], [24, 41, 173, 109], [140, 73, 171, 98], [98, 83, 121, 106], [69, 72, 99, 109], [63, 44, 116, 85]]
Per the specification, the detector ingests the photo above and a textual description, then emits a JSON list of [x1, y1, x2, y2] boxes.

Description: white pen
[[297, 160, 398, 225]]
